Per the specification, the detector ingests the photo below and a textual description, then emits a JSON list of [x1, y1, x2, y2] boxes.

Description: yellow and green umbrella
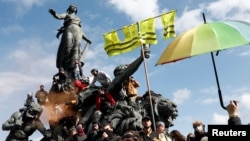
[[156, 18, 250, 110], [156, 20, 250, 64]]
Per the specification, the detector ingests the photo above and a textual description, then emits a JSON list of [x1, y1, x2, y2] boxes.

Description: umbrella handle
[[218, 89, 226, 110], [210, 52, 227, 110]]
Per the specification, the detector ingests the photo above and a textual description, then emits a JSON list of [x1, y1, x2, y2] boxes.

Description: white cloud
[[239, 93, 250, 110], [172, 88, 191, 105], [2, 0, 47, 16], [107, 0, 160, 22], [0, 24, 24, 35], [173, 0, 250, 34], [0, 72, 33, 98], [6, 38, 56, 75], [200, 86, 217, 95], [202, 98, 217, 105], [212, 112, 228, 124], [206, 0, 250, 21], [239, 51, 250, 57], [0, 38, 57, 104], [175, 8, 203, 33]]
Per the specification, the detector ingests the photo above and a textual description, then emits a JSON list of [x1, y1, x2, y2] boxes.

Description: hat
[[142, 116, 151, 121], [156, 121, 165, 127]]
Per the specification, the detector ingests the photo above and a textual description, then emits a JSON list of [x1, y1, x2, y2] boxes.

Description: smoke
[[40, 91, 78, 125]]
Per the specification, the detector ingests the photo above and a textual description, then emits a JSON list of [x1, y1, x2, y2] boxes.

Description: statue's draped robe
[[56, 14, 83, 71]]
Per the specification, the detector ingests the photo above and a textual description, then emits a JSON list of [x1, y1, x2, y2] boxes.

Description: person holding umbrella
[[226, 100, 242, 125]]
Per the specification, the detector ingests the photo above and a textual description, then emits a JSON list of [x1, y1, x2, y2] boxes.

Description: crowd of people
[[2, 91, 243, 141], [47, 100, 242, 141]]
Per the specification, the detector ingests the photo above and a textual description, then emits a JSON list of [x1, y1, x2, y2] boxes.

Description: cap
[[142, 116, 151, 121], [156, 121, 165, 127]]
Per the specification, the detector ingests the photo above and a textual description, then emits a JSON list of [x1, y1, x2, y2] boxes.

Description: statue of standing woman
[[49, 4, 91, 78]]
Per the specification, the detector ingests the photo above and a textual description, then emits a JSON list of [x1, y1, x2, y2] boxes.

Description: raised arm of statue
[[117, 55, 143, 81], [48, 9, 67, 20], [48, 9, 56, 17], [107, 49, 144, 100]]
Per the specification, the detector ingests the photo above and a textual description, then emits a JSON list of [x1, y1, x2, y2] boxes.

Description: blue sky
[[1, 0, 250, 140]]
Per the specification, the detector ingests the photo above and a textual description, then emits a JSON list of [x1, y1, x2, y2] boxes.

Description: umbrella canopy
[[156, 19, 250, 110], [156, 20, 250, 65]]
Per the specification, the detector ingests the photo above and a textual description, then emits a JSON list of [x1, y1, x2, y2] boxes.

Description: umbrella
[[156, 14, 250, 110]]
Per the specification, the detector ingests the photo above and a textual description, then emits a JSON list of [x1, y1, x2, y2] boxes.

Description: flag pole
[[137, 22, 156, 131]]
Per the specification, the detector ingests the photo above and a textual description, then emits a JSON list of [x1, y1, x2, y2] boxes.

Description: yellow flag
[[161, 10, 176, 39], [139, 18, 157, 44], [103, 24, 141, 57], [103, 31, 121, 56], [119, 23, 141, 54]]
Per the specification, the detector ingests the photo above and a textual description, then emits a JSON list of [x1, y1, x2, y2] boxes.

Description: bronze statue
[[32, 4, 179, 139], [61, 47, 178, 135], [49, 4, 91, 75], [2, 102, 51, 140]]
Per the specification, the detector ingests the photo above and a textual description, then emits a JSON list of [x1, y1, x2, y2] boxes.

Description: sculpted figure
[[107, 47, 149, 101], [106, 90, 178, 135], [49, 4, 91, 74], [2, 102, 51, 141], [140, 91, 178, 128]]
